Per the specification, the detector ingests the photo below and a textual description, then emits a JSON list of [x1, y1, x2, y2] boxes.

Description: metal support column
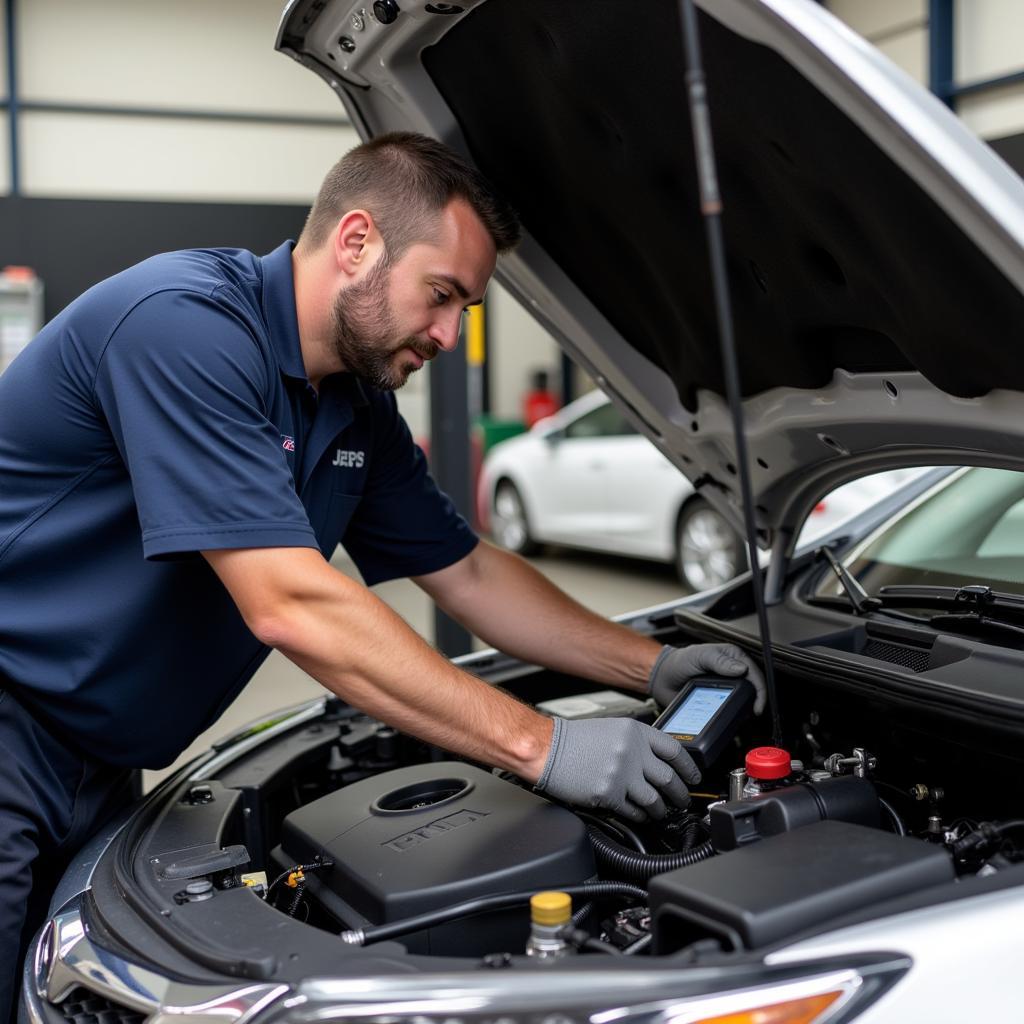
[[429, 323, 474, 657], [5, 0, 19, 195], [928, 0, 955, 109]]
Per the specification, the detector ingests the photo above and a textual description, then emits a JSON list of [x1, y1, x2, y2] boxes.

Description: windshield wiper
[[876, 584, 1024, 639], [816, 546, 880, 615], [875, 584, 1024, 613], [809, 563, 1024, 637]]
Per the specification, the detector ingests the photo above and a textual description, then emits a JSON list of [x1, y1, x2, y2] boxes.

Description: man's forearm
[[415, 541, 662, 693], [204, 547, 555, 780]]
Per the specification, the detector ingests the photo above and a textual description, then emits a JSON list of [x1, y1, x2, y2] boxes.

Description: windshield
[[814, 467, 1024, 600]]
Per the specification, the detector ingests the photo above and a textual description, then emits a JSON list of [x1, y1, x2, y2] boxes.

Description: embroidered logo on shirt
[[281, 435, 296, 452], [332, 449, 365, 468]]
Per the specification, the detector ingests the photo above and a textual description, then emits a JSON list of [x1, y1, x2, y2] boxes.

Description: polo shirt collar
[[260, 241, 370, 410], [260, 240, 308, 382]]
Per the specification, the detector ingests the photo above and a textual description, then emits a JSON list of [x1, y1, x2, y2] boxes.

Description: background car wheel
[[492, 481, 540, 555], [675, 498, 745, 592]]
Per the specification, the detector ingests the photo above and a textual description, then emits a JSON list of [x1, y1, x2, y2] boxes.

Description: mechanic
[[0, 132, 763, 1017]]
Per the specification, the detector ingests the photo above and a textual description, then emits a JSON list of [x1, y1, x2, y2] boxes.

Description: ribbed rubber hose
[[286, 881, 306, 917], [587, 826, 714, 881]]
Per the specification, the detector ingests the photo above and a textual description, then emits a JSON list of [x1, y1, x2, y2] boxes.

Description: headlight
[[275, 959, 906, 1024]]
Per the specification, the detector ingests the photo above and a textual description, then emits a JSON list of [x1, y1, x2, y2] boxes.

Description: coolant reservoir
[[742, 746, 797, 798], [526, 891, 573, 959]]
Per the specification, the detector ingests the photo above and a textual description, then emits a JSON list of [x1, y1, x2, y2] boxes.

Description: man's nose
[[428, 310, 462, 352]]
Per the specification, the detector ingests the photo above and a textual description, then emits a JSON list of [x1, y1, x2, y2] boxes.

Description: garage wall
[[0, 193, 309, 314], [956, 0, 1024, 82], [826, 0, 1024, 154], [955, 0, 1024, 140], [14, 0, 353, 203], [826, 0, 928, 85], [488, 282, 563, 420]]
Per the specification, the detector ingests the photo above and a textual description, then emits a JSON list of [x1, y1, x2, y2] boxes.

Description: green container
[[474, 415, 526, 455]]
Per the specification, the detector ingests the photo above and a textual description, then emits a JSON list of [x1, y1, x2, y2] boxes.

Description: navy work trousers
[[0, 689, 134, 1024]]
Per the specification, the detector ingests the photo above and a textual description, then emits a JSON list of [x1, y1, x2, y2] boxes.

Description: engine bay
[[109, 615, 1024, 980]]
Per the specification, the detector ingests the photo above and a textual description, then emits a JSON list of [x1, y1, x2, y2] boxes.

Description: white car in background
[[479, 390, 920, 591]]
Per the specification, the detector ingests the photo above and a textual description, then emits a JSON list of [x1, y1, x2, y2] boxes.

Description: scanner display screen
[[660, 686, 731, 736]]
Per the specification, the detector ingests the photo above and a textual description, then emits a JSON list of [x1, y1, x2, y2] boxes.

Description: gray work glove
[[649, 643, 766, 715], [536, 716, 700, 822]]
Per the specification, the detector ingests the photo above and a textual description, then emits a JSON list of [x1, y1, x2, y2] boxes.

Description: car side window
[[564, 402, 637, 439]]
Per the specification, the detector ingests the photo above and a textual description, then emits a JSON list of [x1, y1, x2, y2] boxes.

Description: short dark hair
[[297, 132, 520, 258]]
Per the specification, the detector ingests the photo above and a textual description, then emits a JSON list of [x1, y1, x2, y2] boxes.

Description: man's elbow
[[245, 606, 299, 649], [202, 546, 328, 650], [231, 584, 309, 649]]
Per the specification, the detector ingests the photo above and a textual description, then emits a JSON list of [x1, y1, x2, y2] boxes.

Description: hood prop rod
[[678, 0, 782, 747]]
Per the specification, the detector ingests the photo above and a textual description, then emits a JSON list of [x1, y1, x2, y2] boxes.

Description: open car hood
[[277, 0, 1024, 553]]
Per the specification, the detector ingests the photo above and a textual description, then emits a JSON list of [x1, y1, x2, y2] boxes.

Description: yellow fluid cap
[[530, 891, 571, 926]]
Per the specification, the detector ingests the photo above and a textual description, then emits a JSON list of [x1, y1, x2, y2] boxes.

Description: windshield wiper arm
[[816, 545, 880, 615], [877, 584, 1024, 636], [925, 612, 1024, 640], [876, 584, 1024, 614]]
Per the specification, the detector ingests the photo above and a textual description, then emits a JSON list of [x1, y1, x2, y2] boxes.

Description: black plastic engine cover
[[650, 819, 955, 953], [280, 762, 595, 927]]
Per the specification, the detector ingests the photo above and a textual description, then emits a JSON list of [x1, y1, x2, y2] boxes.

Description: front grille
[[862, 638, 931, 672], [58, 988, 145, 1024]]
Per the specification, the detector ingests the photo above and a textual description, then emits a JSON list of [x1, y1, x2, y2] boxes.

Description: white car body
[[479, 390, 922, 574], [480, 390, 688, 563]]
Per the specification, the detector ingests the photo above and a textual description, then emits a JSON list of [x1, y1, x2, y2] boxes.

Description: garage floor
[[143, 546, 681, 788]]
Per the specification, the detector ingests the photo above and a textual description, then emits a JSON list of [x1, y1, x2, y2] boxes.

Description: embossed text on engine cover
[[383, 809, 489, 853]]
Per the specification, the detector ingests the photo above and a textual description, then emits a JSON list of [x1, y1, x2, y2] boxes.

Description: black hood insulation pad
[[424, 0, 1024, 411]]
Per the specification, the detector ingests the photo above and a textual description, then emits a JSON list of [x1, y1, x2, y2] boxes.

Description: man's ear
[[332, 209, 384, 278]]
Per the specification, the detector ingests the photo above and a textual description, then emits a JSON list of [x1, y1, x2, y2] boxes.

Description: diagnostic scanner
[[653, 676, 756, 773]]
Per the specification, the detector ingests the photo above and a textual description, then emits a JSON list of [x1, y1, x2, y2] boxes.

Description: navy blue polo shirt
[[0, 242, 477, 768]]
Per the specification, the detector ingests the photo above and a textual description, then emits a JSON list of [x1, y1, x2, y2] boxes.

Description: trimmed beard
[[330, 254, 437, 391]]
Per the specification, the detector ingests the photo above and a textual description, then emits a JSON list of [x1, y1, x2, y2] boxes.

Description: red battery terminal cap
[[745, 746, 792, 780]]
